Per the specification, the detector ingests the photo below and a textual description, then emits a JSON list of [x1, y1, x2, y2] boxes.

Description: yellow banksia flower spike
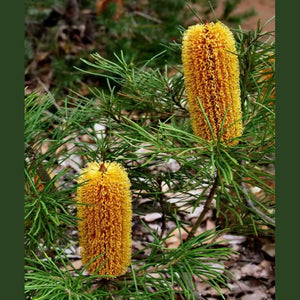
[[182, 21, 243, 145], [77, 161, 132, 277]]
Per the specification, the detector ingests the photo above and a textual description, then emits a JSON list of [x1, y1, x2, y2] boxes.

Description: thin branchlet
[[187, 173, 219, 240]]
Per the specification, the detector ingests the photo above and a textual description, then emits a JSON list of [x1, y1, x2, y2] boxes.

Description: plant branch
[[156, 177, 167, 239], [241, 160, 275, 226], [135, 255, 183, 277], [131, 11, 162, 24], [187, 173, 219, 240]]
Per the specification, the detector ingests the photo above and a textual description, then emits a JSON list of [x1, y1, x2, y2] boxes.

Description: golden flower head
[[77, 161, 132, 277], [182, 21, 243, 145]]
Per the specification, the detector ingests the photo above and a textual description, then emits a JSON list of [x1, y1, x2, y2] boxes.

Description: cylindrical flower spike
[[182, 21, 243, 145], [77, 161, 132, 276]]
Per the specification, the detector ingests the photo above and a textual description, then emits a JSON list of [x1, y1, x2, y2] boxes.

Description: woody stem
[[187, 173, 219, 240]]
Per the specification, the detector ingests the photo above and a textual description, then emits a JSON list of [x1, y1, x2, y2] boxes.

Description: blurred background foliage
[[25, 0, 256, 98]]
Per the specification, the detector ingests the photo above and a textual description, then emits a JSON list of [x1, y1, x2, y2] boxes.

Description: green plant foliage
[[24, 5, 275, 298], [25, 229, 233, 299]]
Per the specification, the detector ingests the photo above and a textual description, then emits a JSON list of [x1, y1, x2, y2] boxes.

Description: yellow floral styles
[[182, 22, 243, 145], [77, 161, 132, 276]]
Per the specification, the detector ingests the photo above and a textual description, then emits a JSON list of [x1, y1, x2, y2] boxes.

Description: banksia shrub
[[182, 21, 243, 145], [77, 161, 132, 276]]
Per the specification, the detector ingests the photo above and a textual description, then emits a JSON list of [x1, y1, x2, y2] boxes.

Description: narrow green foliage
[[24, 14, 275, 299], [25, 227, 233, 300], [25, 251, 111, 299]]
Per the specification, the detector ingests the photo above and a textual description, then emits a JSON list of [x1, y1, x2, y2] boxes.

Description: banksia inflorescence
[[77, 161, 132, 276], [182, 21, 243, 145]]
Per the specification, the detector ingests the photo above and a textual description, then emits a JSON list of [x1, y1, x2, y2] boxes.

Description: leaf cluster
[[26, 228, 232, 299]]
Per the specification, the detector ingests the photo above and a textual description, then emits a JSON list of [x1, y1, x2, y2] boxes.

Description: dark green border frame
[[0, 2, 24, 299], [276, 0, 300, 299], [0, 0, 297, 298]]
